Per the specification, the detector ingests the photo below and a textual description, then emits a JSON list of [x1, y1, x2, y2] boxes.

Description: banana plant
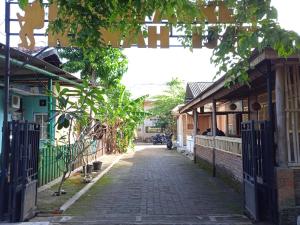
[[51, 79, 147, 195]]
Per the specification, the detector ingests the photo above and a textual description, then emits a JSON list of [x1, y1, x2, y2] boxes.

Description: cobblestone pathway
[[48, 145, 254, 225]]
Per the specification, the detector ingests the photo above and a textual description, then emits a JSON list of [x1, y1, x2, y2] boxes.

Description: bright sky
[[0, 0, 299, 98]]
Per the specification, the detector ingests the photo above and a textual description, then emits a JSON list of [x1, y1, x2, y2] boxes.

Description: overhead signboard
[[12, 0, 236, 50]]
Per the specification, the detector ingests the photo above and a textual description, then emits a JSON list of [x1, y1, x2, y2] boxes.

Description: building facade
[[180, 49, 300, 225]]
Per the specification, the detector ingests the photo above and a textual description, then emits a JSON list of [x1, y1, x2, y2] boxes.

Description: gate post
[[250, 120, 259, 220], [0, 1, 11, 220], [275, 64, 287, 167]]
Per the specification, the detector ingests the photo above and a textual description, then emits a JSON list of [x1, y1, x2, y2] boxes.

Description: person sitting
[[216, 128, 225, 136], [202, 128, 211, 135], [202, 128, 225, 136]]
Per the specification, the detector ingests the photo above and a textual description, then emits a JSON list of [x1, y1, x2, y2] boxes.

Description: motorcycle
[[152, 133, 173, 149], [152, 134, 163, 144]]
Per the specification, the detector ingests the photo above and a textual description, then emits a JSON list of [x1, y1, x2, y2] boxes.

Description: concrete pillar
[[193, 109, 198, 163], [193, 109, 198, 136], [212, 99, 217, 177], [275, 64, 288, 167], [212, 100, 217, 136]]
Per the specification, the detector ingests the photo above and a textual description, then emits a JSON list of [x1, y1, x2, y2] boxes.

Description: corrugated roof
[[185, 82, 213, 102]]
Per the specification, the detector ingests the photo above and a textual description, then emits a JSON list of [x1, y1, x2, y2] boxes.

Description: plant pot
[[83, 164, 93, 174], [93, 161, 102, 171], [86, 164, 93, 173]]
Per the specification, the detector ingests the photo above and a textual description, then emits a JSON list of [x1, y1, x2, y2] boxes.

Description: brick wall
[[195, 144, 243, 182], [195, 145, 213, 164], [215, 149, 243, 182], [276, 168, 300, 225], [294, 169, 300, 205]]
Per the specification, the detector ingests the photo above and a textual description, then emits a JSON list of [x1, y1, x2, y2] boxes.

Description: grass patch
[[65, 174, 113, 215], [37, 171, 101, 213]]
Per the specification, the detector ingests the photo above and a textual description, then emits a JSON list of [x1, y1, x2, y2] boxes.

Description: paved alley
[[43, 145, 253, 225]]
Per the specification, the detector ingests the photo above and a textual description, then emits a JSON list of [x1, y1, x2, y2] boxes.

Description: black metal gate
[[0, 121, 40, 222], [241, 120, 277, 223]]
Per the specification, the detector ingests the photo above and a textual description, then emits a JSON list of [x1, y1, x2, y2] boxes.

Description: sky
[[0, 0, 299, 98]]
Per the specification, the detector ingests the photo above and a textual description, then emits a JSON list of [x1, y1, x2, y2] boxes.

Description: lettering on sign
[[17, 1, 44, 49], [16, 1, 236, 50]]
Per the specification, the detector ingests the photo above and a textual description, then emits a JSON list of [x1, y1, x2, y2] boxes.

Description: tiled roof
[[185, 82, 213, 102]]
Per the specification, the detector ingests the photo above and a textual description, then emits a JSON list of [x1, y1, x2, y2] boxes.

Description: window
[[34, 113, 48, 140]]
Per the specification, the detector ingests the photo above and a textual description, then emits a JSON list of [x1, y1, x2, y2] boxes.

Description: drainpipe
[[0, 55, 82, 88]]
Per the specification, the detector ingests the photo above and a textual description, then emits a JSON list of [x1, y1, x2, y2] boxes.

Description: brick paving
[[38, 145, 255, 225]]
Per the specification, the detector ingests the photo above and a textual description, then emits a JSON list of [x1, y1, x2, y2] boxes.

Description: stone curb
[[59, 154, 124, 212]]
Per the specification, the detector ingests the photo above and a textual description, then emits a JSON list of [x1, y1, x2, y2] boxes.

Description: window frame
[[34, 113, 49, 140]]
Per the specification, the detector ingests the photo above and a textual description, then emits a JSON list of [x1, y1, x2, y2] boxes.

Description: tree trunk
[[57, 171, 67, 196]]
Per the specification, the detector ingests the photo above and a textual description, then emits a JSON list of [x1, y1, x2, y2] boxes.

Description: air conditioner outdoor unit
[[11, 95, 21, 109]]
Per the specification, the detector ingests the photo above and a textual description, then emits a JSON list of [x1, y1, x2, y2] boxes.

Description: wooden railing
[[195, 135, 242, 155]]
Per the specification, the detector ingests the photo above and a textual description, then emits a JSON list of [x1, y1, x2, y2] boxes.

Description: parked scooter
[[152, 134, 163, 144], [152, 133, 173, 149]]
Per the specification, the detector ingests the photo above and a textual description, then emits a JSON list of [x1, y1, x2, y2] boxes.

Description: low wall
[[195, 135, 243, 183], [215, 148, 243, 182], [195, 144, 243, 183]]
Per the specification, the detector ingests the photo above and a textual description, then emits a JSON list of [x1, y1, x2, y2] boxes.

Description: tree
[[53, 78, 147, 194], [97, 83, 148, 153], [150, 78, 185, 133], [38, 0, 300, 85], [58, 47, 147, 152], [49, 45, 147, 194], [58, 47, 128, 88], [53, 80, 106, 195]]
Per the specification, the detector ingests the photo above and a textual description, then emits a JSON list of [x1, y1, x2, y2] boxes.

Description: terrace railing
[[195, 135, 242, 155]]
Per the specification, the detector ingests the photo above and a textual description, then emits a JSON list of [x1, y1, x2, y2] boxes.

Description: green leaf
[[63, 118, 70, 128], [55, 82, 61, 93], [18, 0, 29, 10], [57, 114, 65, 130]]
